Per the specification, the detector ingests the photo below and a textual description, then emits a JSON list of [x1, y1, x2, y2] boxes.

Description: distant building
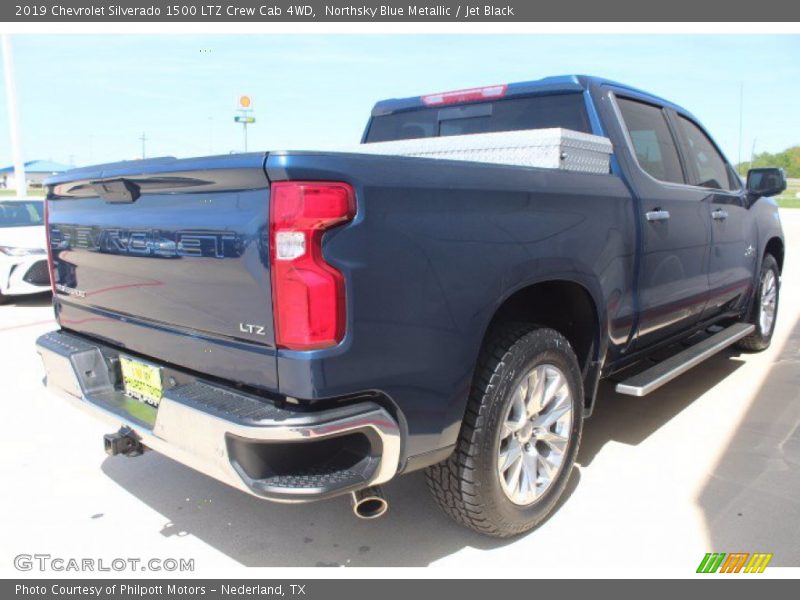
[[0, 160, 74, 189]]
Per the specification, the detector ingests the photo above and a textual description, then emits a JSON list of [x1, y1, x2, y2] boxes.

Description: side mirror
[[747, 167, 787, 200]]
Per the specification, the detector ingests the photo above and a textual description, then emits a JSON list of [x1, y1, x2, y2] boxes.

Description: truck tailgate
[[46, 154, 278, 391]]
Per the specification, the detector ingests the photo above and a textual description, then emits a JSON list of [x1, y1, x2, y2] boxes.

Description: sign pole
[[1, 34, 27, 197], [235, 95, 254, 153]]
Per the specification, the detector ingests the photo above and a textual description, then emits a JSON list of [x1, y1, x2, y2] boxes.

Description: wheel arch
[[477, 277, 606, 411], [764, 236, 785, 273]]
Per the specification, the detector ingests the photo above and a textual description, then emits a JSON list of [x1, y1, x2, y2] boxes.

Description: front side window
[[616, 97, 685, 185], [676, 116, 738, 191]]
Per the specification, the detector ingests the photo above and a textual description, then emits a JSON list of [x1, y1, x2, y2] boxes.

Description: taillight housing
[[270, 181, 355, 350]]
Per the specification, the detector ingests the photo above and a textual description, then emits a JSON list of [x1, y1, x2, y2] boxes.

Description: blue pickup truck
[[37, 75, 786, 537]]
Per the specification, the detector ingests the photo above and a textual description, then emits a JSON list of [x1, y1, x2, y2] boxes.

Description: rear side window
[[365, 93, 591, 143], [616, 97, 685, 185], [676, 115, 738, 191]]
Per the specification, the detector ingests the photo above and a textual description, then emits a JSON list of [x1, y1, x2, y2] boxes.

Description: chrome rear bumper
[[36, 330, 401, 502]]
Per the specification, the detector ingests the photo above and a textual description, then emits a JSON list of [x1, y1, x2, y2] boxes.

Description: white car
[[0, 197, 51, 303]]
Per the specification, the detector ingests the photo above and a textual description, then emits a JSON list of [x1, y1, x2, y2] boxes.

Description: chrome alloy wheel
[[759, 269, 778, 335], [497, 364, 573, 505]]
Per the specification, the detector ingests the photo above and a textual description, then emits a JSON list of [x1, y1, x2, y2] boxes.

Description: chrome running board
[[615, 323, 755, 397]]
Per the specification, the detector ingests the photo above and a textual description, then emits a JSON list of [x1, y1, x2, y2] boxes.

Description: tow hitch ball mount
[[103, 427, 146, 457]]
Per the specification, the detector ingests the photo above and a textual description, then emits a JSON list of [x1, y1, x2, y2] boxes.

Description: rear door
[[670, 112, 757, 318], [613, 95, 712, 348]]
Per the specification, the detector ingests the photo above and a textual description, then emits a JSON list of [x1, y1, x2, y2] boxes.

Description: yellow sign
[[239, 95, 251, 109]]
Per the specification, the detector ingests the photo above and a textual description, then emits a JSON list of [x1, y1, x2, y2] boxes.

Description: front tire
[[737, 254, 780, 352], [426, 324, 583, 537]]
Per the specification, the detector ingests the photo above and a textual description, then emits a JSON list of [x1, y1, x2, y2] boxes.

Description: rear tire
[[736, 254, 780, 352], [426, 324, 583, 538]]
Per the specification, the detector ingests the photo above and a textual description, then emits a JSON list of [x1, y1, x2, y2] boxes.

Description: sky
[[0, 34, 799, 168]]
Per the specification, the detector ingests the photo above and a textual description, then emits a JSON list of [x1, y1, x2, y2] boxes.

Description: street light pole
[[1, 34, 27, 197], [737, 82, 744, 171]]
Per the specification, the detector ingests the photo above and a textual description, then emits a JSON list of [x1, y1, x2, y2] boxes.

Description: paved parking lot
[[1, 211, 798, 572]]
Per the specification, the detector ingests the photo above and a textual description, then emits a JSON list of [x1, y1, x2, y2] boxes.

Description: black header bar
[[3, 0, 800, 22]]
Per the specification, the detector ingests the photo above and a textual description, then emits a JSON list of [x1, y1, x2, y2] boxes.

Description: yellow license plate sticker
[[120, 356, 163, 407]]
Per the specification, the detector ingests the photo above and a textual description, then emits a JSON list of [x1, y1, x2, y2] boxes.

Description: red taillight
[[421, 84, 507, 106], [43, 199, 57, 295], [270, 181, 355, 350]]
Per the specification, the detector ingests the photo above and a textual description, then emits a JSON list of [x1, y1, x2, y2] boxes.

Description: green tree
[[737, 146, 800, 178]]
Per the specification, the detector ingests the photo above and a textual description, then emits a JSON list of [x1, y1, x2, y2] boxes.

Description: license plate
[[119, 356, 163, 408]]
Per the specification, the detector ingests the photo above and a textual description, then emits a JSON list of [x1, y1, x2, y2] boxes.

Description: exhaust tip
[[354, 496, 388, 519], [351, 486, 388, 519]]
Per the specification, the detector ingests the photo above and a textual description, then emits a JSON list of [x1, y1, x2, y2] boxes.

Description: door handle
[[645, 209, 671, 222], [711, 208, 729, 221]]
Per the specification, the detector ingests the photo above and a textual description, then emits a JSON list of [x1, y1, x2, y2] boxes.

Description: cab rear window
[[365, 93, 591, 143]]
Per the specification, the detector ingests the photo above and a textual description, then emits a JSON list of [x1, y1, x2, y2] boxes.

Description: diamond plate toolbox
[[351, 128, 613, 174]]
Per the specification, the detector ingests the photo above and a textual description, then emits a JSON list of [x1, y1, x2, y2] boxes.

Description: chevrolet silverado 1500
[[36, 75, 786, 537]]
